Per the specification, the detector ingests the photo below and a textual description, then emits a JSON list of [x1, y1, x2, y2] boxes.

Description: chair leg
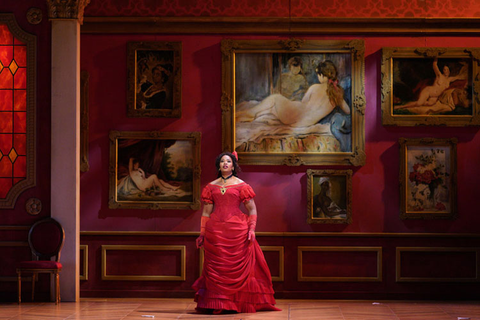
[[17, 272, 21, 304], [55, 272, 60, 304], [31, 272, 36, 301]]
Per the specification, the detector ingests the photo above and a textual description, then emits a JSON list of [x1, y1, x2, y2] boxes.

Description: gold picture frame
[[306, 169, 352, 224], [127, 41, 182, 118], [221, 38, 366, 166], [381, 47, 480, 126], [109, 131, 201, 210], [399, 137, 457, 220]]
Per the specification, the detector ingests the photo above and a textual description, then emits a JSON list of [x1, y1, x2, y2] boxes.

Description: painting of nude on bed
[[234, 52, 353, 154], [393, 57, 472, 117], [109, 131, 201, 210]]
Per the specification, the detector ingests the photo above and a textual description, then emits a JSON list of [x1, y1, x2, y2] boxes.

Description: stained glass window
[[0, 23, 27, 199]]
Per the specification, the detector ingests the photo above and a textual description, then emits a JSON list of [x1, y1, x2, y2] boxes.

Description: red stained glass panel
[[13, 155, 26, 177], [0, 178, 12, 198], [0, 157, 12, 177], [13, 134, 26, 155], [0, 90, 12, 111], [0, 25, 13, 44], [14, 112, 26, 133], [0, 134, 12, 155], [14, 37, 24, 45], [0, 46, 13, 67], [0, 113, 12, 133], [0, 69, 13, 89], [13, 177, 24, 184], [14, 46, 26, 67], [14, 68, 26, 89], [14, 90, 26, 111]]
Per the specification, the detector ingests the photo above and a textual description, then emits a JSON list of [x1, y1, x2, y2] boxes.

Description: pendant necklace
[[220, 174, 233, 195]]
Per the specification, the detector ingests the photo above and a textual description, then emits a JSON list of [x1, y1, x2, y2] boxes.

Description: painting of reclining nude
[[381, 47, 480, 126], [109, 131, 201, 210], [221, 39, 366, 166]]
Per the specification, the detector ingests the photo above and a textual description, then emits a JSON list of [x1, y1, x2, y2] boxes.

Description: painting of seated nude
[[221, 39, 366, 166], [381, 47, 480, 126], [109, 131, 201, 210]]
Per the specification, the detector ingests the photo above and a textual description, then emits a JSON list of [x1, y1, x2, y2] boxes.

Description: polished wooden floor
[[1, 299, 479, 319]]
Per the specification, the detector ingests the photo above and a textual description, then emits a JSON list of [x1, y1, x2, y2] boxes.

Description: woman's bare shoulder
[[209, 178, 222, 186]]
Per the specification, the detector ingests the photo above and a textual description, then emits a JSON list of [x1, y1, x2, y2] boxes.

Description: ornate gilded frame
[[126, 41, 182, 118], [399, 137, 457, 220], [221, 39, 366, 166], [306, 169, 352, 224], [109, 131, 201, 210], [381, 47, 480, 126], [0, 14, 36, 209]]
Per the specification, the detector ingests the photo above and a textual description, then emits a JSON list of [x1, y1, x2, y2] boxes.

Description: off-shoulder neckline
[[208, 182, 247, 188]]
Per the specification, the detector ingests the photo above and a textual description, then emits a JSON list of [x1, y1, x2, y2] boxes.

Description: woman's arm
[[339, 100, 351, 114], [433, 58, 441, 77], [128, 158, 134, 174], [202, 203, 214, 217], [244, 199, 257, 216]]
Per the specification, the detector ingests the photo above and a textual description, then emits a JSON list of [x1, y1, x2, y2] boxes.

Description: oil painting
[[221, 39, 366, 166], [399, 138, 457, 219], [381, 47, 480, 126], [109, 131, 201, 210], [127, 41, 182, 118], [306, 169, 352, 224]]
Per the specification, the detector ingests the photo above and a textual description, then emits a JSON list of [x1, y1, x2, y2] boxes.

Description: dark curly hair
[[215, 152, 241, 178]]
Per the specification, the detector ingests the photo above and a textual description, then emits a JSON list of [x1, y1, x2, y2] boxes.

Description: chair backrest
[[28, 218, 65, 262]]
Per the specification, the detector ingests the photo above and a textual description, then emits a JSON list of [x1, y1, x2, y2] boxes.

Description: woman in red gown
[[193, 152, 281, 314]]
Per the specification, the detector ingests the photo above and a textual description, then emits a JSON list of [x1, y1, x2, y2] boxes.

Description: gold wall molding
[[101, 245, 186, 281], [47, 0, 90, 24], [80, 230, 480, 238], [396, 247, 480, 283], [261, 246, 285, 282], [298, 246, 382, 282], [80, 245, 88, 281], [82, 17, 480, 35]]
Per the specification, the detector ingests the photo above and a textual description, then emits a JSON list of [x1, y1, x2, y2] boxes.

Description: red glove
[[196, 216, 210, 248], [247, 214, 257, 243]]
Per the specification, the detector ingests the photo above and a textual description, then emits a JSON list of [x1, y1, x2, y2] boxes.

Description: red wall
[[80, 34, 480, 234]]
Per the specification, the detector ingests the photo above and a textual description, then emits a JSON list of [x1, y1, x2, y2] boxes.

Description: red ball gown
[[192, 182, 280, 313]]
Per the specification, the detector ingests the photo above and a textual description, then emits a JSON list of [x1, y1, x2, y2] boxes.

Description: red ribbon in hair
[[329, 79, 339, 91], [232, 151, 238, 160]]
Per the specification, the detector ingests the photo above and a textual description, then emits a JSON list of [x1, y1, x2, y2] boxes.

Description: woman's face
[[290, 64, 301, 75], [443, 65, 450, 76], [219, 155, 233, 175], [152, 69, 163, 84]]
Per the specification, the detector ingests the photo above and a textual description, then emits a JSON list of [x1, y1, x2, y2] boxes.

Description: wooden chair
[[16, 218, 65, 304]]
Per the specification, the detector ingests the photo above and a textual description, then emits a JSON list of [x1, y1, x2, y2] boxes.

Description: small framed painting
[[381, 47, 480, 126], [109, 131, 201, 210], [399, 138, 457, 220], [127, 41, 182, 118], [306, 169, 352, 224]]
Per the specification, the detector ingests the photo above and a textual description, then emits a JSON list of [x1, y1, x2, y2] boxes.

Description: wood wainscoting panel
[[396, 247, 479, 282], [298, 246, 382, 282], [101, 245, 186, 281]]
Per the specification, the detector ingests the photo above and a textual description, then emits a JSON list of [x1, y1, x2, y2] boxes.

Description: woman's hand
[[196, 235, 204, 248], [247, 230, 256, 243]]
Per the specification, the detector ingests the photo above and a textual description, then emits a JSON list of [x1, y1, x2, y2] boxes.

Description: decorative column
[[47, 0, 90, 302]]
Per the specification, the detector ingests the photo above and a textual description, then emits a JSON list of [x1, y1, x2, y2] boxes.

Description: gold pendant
[[220, 187, 226, 195]]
